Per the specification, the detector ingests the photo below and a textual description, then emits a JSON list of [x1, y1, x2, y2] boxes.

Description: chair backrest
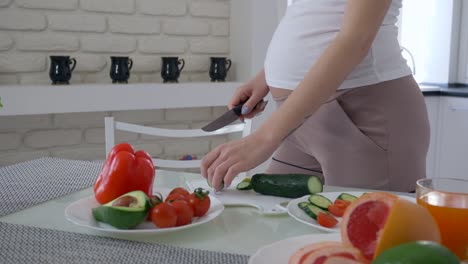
[[104, 117, 252, 170]]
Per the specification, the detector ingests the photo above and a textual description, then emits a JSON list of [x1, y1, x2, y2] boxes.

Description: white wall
[[230, 0, 284, 81], [230, 0, 284, 175]]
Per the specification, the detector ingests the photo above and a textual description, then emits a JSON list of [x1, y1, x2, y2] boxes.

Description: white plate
[[249, 233, 341, 264], [65, 187, 224, 234], [287, 191, 416, 233]]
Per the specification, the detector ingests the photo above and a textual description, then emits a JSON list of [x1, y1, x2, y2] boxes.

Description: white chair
[[104, 117, 252, 170]]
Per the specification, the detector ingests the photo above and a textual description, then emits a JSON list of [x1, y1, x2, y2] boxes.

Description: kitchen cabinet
[[424, 97, 440, 179], [434, 97, 468, 181]]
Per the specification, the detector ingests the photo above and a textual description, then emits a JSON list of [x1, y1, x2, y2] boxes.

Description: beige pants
[[266, 75, 430, 192]]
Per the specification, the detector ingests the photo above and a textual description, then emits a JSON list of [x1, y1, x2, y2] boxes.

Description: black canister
[[110, 56, 133, 84], [49, 56, 76, 85], [209, 57, 232, 82], [161, 57, 185, 83]]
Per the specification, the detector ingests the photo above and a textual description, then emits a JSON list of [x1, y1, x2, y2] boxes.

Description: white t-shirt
[[264, 0, 412, 90]]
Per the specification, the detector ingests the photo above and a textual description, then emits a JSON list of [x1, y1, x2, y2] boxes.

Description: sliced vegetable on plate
[[308, 194, 333, 210], [92, 190, 151, 229], [337, 192, 358, 203], [92, 186, 213, 230], [294, 192, 358, 228]]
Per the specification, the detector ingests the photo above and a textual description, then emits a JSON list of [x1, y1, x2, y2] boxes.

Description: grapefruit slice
[[323, 256, 362, 264], [299, 244, 368, 264], [341, 192, 441, 261], [289, 242, 343, 264]]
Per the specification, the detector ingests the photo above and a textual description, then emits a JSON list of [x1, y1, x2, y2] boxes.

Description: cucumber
[[301, 203, 328, 220], [236, 179, 252, 190], [337, 193, 358, 202], [251, 173, 323, 198], [297, 202, 310, 210], [207, 179, 224, 190], [308, 194, 333, 210]]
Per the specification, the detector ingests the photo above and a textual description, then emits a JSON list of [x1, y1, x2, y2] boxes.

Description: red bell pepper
[[94, 142, 155, 204]]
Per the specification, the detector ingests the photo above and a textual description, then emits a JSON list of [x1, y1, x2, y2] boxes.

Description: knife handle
[[232, 103, 244, 116]]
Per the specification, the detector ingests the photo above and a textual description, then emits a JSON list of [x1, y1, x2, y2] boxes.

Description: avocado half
[[92, 190, 151, 229]]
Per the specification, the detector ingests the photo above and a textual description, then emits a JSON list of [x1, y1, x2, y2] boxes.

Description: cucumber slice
[[297, 202, 310, 210], [207, 179, 224, 190], [308, 194, 333, 210], [337, 193, 358, 202], [236, 180, 252, 190], [307, 176, 324, 194], [301, 203, 328, 220]]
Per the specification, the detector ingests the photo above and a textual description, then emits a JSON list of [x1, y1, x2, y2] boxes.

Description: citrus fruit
[[341, 192, 441, 261], [323, 256, 362, 264], [373, 240, 459, 264], [288, 242, 367, 264]]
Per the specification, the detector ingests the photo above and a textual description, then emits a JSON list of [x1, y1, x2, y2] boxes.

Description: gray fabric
[[0, 222, 249, 264], [0, 157, 103, 216]]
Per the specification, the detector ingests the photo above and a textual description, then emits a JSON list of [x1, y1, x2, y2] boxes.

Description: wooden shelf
[[0, 82, 242, 116]]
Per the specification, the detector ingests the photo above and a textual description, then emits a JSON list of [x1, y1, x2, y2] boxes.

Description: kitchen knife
[[201, 100, 268, 132]]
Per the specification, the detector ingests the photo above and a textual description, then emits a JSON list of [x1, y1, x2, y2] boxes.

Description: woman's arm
[[202, 0, 393, 189], [260, 0, 393, 144]]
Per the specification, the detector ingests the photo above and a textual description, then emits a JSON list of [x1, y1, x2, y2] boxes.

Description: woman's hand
[[201, 132, 281, 191], [229, 70, 270, 121]]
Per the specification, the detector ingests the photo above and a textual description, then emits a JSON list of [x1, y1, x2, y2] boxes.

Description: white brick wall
[[163, 19, 210, 36], [16, 0, 78, 10], [0, 0, 12, 7], [109, 16, 161, 34], [0, 54, 46, 72], [139, 0, 187, 16], [191, 2, 230, 18], [0, 33, 13, 51], [0, 0, 234, 167], [16, 34, 80, 51], [0, 0, 230, 83], [80, 0, 135, 14], [81, 36, 137, 53], [139, 36, 187, 54], [48, 14, 107, 33], [0, 10, 46, 30]]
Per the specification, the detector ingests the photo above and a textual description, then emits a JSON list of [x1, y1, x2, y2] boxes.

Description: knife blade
[[201, 103, 244, 132], [202, 100, 268, 132]]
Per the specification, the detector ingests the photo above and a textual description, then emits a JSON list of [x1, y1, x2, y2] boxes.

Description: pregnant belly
[[269, 86, 293, 100]]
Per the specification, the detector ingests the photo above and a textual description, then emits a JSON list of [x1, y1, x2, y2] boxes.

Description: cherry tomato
[[317, 212, 338, 228], [334, 199, 351, 209], [168, 187, 190, 197], [171, 200, 194, 226], [149, 193, 164, 207], [328, 204, 345, 217], [146, 193, 164, 221], [150, 202, 177, 228], [189, 188, 211, 217], [165, 193, 190, 203]]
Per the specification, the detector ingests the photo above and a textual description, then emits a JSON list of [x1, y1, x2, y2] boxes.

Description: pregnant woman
[[201, 0, 429, 193]]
